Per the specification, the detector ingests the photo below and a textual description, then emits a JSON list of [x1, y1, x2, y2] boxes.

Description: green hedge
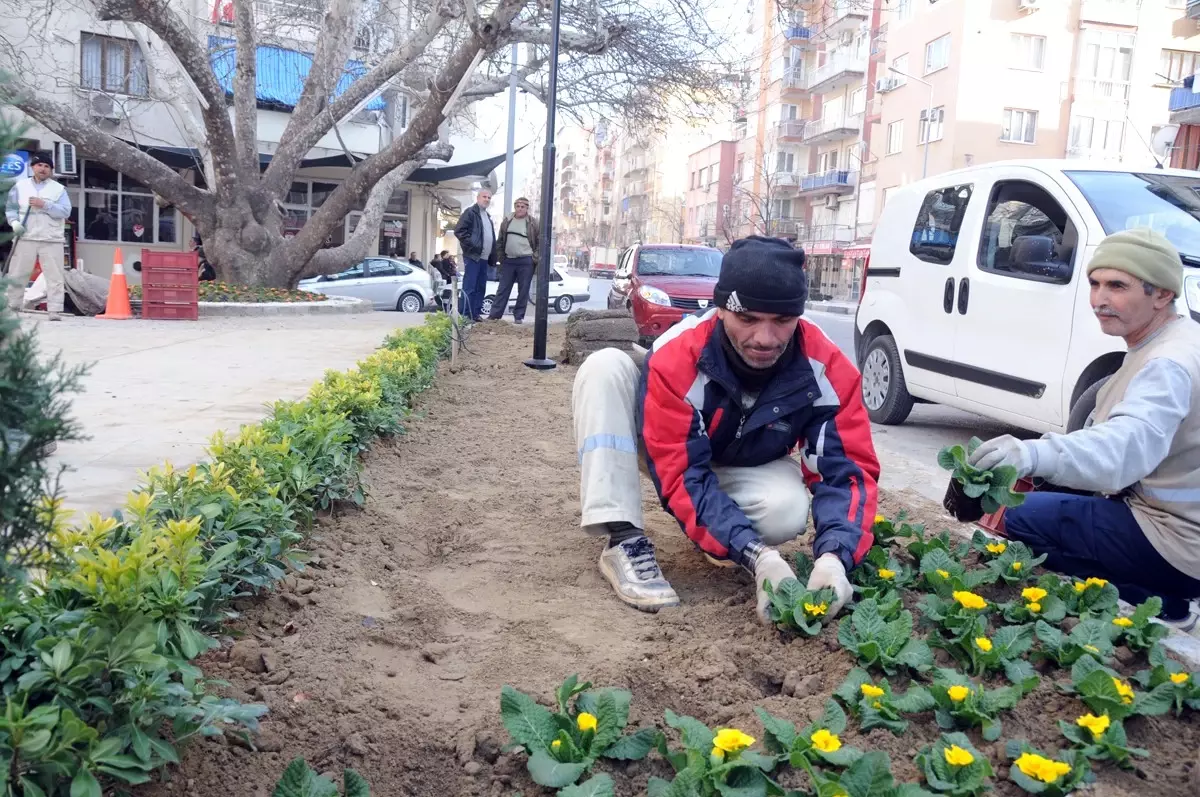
[[1, 315, 452, 796]]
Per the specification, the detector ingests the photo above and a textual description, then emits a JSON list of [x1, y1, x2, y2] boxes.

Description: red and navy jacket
[[636, 310, 880, 571]]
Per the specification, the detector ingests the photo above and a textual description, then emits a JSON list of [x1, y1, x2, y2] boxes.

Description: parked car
[[606, 244, 723, 342], [438, 265, 591, 315], [854, 160, 1200, 435], [299, 257, 439, 312]]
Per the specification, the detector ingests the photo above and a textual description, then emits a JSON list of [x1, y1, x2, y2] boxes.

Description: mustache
[[1094, 308, 1120, 318]]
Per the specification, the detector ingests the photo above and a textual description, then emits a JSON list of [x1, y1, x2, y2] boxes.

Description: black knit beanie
[[30, 150, 53, 168], [712, 236, 808, 316]]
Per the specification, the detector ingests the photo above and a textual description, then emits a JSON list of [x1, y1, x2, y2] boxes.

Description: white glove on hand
[[9, 221, 24, 237], [806, 553, 854, 617], [753, 549, 796, 625], [968, 434, 1035, 477]]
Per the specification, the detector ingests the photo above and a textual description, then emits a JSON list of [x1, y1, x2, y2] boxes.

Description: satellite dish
[[1152, 124, 1180, 158]]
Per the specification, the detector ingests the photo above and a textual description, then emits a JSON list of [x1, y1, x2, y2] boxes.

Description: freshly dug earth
[[140, 325, 1200, 797]]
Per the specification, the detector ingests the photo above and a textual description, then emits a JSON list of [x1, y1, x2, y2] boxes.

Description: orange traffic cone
[[97, 247, 133, 320]]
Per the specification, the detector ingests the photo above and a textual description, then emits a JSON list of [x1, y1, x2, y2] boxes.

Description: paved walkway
[[27, 312, 425, 515]]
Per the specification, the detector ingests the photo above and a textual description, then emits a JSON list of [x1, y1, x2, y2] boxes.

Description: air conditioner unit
[[876, 76, 901, 93], [88, 94, 122, 123], [824, 194, 840, 209], [53, 142, 77, 176], [1018, 0, 1040, 11]]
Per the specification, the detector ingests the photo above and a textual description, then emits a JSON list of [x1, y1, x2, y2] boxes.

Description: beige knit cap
[[1086, 227, 1183, 296]]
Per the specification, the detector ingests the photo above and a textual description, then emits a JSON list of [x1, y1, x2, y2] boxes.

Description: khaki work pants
[[6, 239, 64, 313]]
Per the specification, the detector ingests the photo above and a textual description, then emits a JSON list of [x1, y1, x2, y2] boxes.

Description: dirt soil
[[140, 325, 1200, 797]]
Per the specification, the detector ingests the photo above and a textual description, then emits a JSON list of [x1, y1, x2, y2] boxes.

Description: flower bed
[[0, 315, 451, 796], [130, 282, 318, 303]]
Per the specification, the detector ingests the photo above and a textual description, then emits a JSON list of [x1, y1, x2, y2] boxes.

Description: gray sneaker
[[598, 536, 680, 612]]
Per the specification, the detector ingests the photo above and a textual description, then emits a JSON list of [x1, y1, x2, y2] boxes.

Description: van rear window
[[910, 184, 973, 264]]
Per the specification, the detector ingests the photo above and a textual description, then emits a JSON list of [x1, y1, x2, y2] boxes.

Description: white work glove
[[806, 553, 854, 618], [968, 434, 1035, 477], [753, 549, 796, 625], [8, 220, 23, 237]]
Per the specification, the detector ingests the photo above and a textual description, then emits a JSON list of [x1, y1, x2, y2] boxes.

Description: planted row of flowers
[[0, 315, 452, 797], [501, 512, 1200, 797]]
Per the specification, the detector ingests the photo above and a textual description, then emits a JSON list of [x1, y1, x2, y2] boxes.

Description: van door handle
[[957, 277, 970, 314], [943, 277, 955, 314]]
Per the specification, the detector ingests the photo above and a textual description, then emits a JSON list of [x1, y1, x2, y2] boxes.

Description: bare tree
[[650, 195, 685, 244], [0, 0, 733, 286], [732, 154, 797, 240]]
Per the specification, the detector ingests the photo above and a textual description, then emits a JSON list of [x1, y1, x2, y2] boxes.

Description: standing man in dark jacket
[[453, 189, 497, 321], [487, 196, 540, 323]]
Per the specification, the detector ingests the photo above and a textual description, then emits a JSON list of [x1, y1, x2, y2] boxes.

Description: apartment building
[[684, 140, 738, 246]]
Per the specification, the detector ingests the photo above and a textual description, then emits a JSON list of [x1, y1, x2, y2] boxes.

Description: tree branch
[[231, 0, 259, 173], [461, 56, 546, 98], [286, 0, 361, 135]]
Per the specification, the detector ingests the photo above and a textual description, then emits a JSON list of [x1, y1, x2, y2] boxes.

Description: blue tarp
[[208, 36, 385, 112]]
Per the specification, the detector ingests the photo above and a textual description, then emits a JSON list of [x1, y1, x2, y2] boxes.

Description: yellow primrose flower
[[1027, 602, 1042, 613], [577, 712, 597, 733], [1075, 713, 1110, 739], [944, 745, 975, 767], [953, 591, 988, 610], [810, 729, 841, 753], [974, 637, 993, 653], [710, 746, 725, 762], [1083, 645, 1100, 655], [805, 602, 829, 617], [874, 514, 886, 525], [1015, 752, 1072, 784], [1112, 617, 1134, 628], [860, 683, 886, 699], [1011, 562, 1023, 571], [985, 542, 1007, 555], [713, 728, 755, 753], [1112, 678, 1135, 705], [936, 569, 951, 579], [1171, 672, 1190, 685], [1073, 581, 1088, 594], [872, 701, 883, 709], [947, 685, 971, 703], [1086, 577, 1109, 589], [551, 739, 562, 751], [1022, 587, 1048, 602], [878, 568, 896, 580]]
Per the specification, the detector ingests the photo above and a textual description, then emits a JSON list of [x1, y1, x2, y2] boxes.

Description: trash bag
[[64, 269, 110, 316]]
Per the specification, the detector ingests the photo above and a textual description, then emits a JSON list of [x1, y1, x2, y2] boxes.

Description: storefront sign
[[0, 151, 28, 178]]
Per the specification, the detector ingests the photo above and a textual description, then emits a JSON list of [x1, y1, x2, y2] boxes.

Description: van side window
[[977, 180, 1076, 285], [910, 184, 973, 264]]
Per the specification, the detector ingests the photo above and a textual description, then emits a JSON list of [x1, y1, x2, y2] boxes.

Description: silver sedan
[[298, 257, 439, 312]]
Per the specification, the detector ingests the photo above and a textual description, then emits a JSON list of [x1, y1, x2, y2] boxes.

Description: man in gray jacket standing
[[487, 196, 540, 323], [453, 189, 497, 321], [5, 151, 71, 319], [971, 229, 1200, 631]]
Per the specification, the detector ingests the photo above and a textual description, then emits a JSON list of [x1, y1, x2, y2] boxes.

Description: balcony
[[817, 0, 869, 38], [870, 24, 887, 60], [802, 113, 863, 145], [562, 152, 576, 166], [798, 169, 857, 196], [1190, 0, 1200, 19], [773, 171, 801, 189], [1075, 77, 1131, 103], [1170, 81, 1200, 122], [861, 159, 878, 182], [1066, 146, 1124, 163], [865, 96, 883, 123], [776, 120, 806, 141], [772, 218, 806, 237], [803, 224, 855, 250], [624, 157, 647, 177], [807, 52, 868, 95], [1079, 0, 1142, 26], [625, 180, 647, 197], [781, 67, 809, 97], [785, 24, 814, 47]]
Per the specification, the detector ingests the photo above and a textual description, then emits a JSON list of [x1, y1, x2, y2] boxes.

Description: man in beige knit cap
[[971, 228, 1200, 631]]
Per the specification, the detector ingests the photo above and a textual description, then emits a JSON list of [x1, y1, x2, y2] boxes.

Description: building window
[[895, 0, 912, 22], [910, 184, 973, 265], [851, 86, 867, 115], [1000, 108, 1038, 144], [1078, 29, 1134, 99], [887, 120, 904, 155], [891, 54, 909, 84], [924, 34, 950, 75], [78, 161, 176, 244], [775, 151, 795, 172], [81, 34, 148, 96], [1069, 116, 1125, 154], [817, 150, 838, 172], [1160, 49, 1200, 84], [919, 107, 945, 144], [1011, 34, 1045, 71]]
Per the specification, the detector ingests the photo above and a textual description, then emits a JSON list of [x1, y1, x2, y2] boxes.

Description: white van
[[854, 160, 1200, 434]]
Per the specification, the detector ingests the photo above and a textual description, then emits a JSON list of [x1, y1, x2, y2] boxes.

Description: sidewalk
[[806, 298, 857, 315], [27, 312, 425, 515]]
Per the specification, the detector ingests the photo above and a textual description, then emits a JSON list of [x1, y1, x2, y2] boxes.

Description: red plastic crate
[[141, 249, 199, 287], [142, 302, 199, 321], [143, 285, 199, 304], [978, 477, 1035, 536]]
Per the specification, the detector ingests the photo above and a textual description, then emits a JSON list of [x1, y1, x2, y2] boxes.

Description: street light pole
[[524, 0, 562, 371], [888, 66, 934, 179], [503, 43, 518, 212]]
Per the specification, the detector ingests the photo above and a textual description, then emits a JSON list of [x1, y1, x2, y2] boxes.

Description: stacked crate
[[141, 249, 199, 321]]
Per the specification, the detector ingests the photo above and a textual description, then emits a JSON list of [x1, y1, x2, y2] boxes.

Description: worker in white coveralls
[[5, 151, 71, 319], [571, 236, 882, 622], [972, 229, 1200, 633]]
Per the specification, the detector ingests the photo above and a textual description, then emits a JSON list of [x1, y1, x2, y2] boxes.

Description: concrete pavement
[[29, 312, 425, 515]]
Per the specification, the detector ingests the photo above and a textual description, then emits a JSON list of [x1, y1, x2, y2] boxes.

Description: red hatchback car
[[606, 244, 723, 343]]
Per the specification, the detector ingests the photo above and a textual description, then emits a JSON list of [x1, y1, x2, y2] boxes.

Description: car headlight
[[1185, 274, 1200, 317], [637, 285, 672, 307]]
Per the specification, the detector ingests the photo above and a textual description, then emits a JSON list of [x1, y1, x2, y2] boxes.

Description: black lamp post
[[524, 0, 563, 370]]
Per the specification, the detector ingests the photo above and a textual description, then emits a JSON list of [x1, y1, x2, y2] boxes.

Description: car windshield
[[1065, 170, 1200, 261], [636, 248, 722, 277]]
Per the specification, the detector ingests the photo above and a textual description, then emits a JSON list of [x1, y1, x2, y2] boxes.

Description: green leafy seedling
[[916, 578, 993, 656], [872, 512, 921, 547], [1058, 713, 1147, 770], [764, 578, 839, 636], [648, 710, 778, 797], [986, 540, 1046, 586], [1060, 577, 1120, 618], [852, 545, 915, 600], [930, 668, 1021, 742], [834, 668, 936, 736], [272, 758, 370, 797], [906, 526, 970, 564], [1001, 581, 1067, 625], [1032, 619, 1114, 668], [1063, 656, 1174, 721], [1132, 644, 1200, 716], [808, 750, 938, 797], [960, 624, 1035, 678], [915, 732, 994, 797], [916, 548, 996, 598], [758, 699, 863, 771], [1005, 740, 1091, 796], [838, 599, 935, 676], [1108, 597, 1170, 653], [938, 437, 1027, 515]]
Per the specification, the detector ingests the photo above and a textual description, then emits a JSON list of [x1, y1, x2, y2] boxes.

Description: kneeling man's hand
[[968, 434, 1034, 477], [753, 549, 796, 625], [807, 553, 853, 617]]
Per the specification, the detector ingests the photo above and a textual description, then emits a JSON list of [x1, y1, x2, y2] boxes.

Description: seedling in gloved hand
[[939, 437, 1027, 516], [1133, 644, 1200, 716], [1107, 597, 1170, 652], [1032, 619, 1114, 668], [838, 598, 934, 676], [648, 711, 778, 797], [930, 668, 1021, 742], [834, 668, 936, 735], [1005, 740, 1091, 796], [764, 578, 838, 636], [915, 732, 994, 797], [1058, 713, 1147, 770], [500, 676, 658, 790]]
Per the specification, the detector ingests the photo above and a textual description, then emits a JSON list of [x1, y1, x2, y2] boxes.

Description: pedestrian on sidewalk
[[487, 196, 539, 324], [971, 228, 1200, 632], [5, 151, 70, 320], [453, 189, 497, 322], [571, 236, 881, 622]]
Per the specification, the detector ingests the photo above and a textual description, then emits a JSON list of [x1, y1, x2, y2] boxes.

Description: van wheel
[[1067, 375, 1111, 432], [861, 335, 914, 425]]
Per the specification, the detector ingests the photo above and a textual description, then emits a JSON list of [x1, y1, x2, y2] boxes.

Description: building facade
[[684, 140, 737, 246]]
